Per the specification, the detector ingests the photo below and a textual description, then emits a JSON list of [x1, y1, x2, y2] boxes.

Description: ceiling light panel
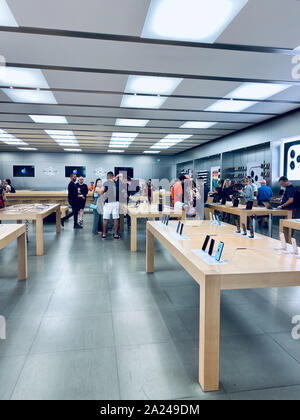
[[206, 99, 256, 112], [227, 83, 291, 100], [0, 129, 27, 145], [3, 88, 57, 104], [125, 76, 183, 95], [121, 95, 166, 109], [45, 130, 79, 147], [0, 0, 18, 27], [108, 150, 125, 153], [115, 119, 149, 127], [29, 115, 68, 124], [181, 121, 217, 129], [18, 148, 37, 151], [142, 0, 248, 43], [0, 67, 50, 88]]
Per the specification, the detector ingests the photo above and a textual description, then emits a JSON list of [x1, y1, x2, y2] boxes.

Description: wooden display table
[[0, 204, 61, 256], [0, 224, 27, 280], [206, 202, 292, 237], [5, 190, 94, 207], [146, 220, 300, 392], [127, 203, 185, 252], [280, 219, 300, 243]]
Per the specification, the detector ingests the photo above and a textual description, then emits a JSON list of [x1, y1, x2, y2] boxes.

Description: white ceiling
[[0, 0, 299, 155]]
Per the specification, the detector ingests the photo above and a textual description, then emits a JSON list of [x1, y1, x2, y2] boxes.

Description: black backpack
[[10, 185, 16, 193]]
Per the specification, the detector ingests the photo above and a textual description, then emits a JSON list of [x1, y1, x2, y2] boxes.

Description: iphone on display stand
[[177, 221, 181, 234], [215, 242, 224, 262], [235, 219, 241, 234], [166, 216, 170, 226], [280, 233, 287, 251], [208, 239, 215, 256], [209, 213, 213, 223], [216, 215, 221, 226], [213, 214, 217, 224], [202, 235, 210, 252], [180, 224, 184, 236]]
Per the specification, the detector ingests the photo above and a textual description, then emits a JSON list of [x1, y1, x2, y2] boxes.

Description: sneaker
[[74, 224, 83, 229], [102, 234, 107, 239], [114, 234, 121, 240], [79, 220, 83, 226]]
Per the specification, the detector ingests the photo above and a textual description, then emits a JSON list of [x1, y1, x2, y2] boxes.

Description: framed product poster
[[247, 162, 263, 186], [211, 167, 221, 190]]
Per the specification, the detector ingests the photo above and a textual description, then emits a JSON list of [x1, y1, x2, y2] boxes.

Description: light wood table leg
[[199, 278, 221, 392], [17, 232, 28, 280], [36, 217, 44, 256], [146, 226, 154, 273], [285, 211, 293, 243], [56, 208, 61, 233], [240, 213, 247, 230], [130, 215, 137, 252]]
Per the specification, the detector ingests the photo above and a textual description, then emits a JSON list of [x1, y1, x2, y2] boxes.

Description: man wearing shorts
[[101, 172, 121, 239]]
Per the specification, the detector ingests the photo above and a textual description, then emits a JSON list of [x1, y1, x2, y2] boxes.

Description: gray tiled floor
[[0, 215, 300, 400]]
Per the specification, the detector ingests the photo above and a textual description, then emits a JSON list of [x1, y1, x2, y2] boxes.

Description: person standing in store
[[239, 177, 255, 203], [77, 176, 88, 227], [61, 173, 82, 229], [278, 176, 297, 217]]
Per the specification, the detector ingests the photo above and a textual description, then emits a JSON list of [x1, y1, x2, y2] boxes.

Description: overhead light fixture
[[45, 129, 79, 147], [0, 0, 18, 27], [142, 0, 248, 43], [181, 121, 217, 129], [108, 149, 125, 153], [227, 83, 291, 101], [29, 115, 68, 124], [205, 99, 256, 113], [150, 133, 192, 149], [121, 95, 166, 109], [125, 76, 182, 95], [144, 150, 161, 154], [3, 88, 57, 104], [109, 144, 131, 148], [18, 147, 37, 151], [64, 149, 82, 152], [111, 132, 138, 139], [121, 75, 182, 109], [0, 67, 50, 88], [0, 129, 27, 145], [116, 119, 149, 127]]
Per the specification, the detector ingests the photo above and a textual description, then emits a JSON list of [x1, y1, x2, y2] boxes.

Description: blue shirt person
[[257, 180, 273, 205]]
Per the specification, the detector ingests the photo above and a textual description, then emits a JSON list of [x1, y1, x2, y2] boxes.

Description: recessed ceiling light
[[142, 0, 248, 43], [18, 147, 37, 151], [0, 0, 18, 26], [206, 99, 256, 113], [111, 132, 138, 139], [29, 115, 68, 124], [150, 144, 170, 149], [121, 95, 166, 109], [115, 119, 149, 127], [109, 144, 131, 148], [227, 83, 291, 101], [64, 149, 82, 152], [125, 76, 182, 95], [163, 134, 192, 141], [0, 67, 50, 88], [143, 151, 161, 154], [108, 150, 125, 153], [3, 88, 57, 104], [181, 121, 217, 129]]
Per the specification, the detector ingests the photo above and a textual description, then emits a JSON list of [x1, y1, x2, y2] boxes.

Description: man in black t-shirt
[[61, 173, 82, 229], [100, 172, 121, 239], [278, 176, 296, 216], [77, 176, 89, 226]]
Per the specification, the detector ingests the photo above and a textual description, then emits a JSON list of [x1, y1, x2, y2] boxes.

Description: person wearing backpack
[[4, 179, 16, 193], [278, 176, 298, 217]]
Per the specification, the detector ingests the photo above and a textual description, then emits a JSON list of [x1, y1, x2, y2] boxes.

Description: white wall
[[0, 152, 176, 190]]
